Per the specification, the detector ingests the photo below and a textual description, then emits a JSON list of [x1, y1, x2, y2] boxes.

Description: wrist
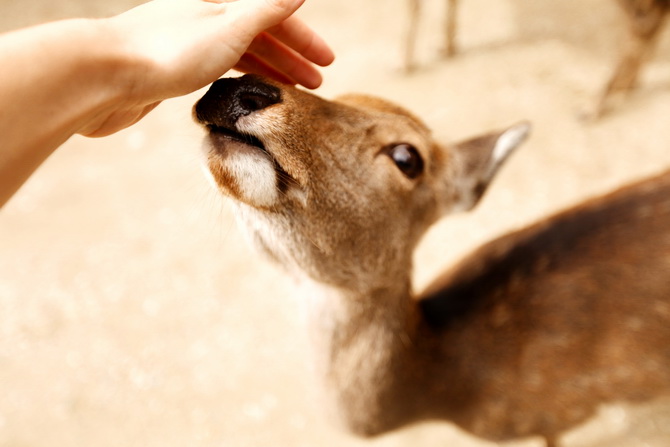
[[66, 18, 143, 135]]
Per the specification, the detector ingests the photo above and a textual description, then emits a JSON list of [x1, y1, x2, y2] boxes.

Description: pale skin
[[0, 0, 334, 207]]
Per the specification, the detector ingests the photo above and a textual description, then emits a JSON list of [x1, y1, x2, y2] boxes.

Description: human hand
[[81, 0, 334, 136]]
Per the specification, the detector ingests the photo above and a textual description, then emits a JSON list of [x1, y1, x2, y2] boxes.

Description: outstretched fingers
[[265, 16, 335, 67], [223, 0, 307, 41], [238, 31, 323, 88], [224, 0, 334, 88], [234, 52, 295, 86]]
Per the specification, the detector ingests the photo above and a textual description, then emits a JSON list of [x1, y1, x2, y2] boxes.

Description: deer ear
[[451, 121, 531, 211]]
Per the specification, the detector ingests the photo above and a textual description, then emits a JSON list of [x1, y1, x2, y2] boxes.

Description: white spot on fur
[[227, 148, 278, 207], [287, 187, 308, 207], [237, 108, 286, 140]]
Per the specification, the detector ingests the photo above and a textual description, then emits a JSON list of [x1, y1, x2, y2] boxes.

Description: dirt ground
[[2, 0, 670, 446]]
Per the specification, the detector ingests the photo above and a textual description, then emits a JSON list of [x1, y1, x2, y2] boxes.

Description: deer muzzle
[[193, 75, 287, 208]]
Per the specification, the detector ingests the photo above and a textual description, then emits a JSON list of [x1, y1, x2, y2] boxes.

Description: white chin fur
[[230, 148, 278, 207], [208, 145, 279, 208]]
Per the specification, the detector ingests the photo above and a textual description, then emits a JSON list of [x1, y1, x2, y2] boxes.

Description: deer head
[[193, 75, 530, 290]]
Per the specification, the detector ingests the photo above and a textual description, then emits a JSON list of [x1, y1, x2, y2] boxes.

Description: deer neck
[[303, 276, 418, 364], [300, 273, 424, 435], [298, 266, 493, 435]]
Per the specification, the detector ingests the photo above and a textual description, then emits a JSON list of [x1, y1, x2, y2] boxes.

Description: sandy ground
[[2, 0, 670, 446]]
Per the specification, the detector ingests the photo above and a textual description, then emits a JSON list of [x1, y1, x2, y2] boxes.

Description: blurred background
[[1, 0, 670, 446]]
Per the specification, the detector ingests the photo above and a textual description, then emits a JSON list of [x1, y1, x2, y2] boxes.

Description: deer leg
[[404, 0, 421, 73], [594, 34, 654, 116], [593, 5, 667, 118], [443, 0, 459, 57]]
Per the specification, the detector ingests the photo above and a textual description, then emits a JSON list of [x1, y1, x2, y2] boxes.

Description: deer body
[[419, 171, 670, 443], [194, 75, 670, 446]]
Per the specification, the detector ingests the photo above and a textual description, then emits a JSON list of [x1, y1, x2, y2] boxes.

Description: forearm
[[0, 19, 132, 206]]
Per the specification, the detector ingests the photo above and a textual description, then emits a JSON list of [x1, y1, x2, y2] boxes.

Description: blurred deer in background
[[597, 0, 670, 116], [406, 0, 458, 68], [194, 74, 670, 447], [405, 0, 670, 117]]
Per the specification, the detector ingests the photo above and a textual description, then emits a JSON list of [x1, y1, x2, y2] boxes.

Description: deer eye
[[384, 143, 424, 179]]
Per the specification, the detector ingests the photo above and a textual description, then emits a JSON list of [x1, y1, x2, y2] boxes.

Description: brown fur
[[194, 75, 670, 446], [419, 171, 670, 444]]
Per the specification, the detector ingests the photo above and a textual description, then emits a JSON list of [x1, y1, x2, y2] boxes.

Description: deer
[[404, 0, 670, 117], [193, 74, 670, 447]]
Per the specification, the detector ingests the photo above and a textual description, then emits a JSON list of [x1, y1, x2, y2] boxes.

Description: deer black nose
[[194, 75, 282, 129]]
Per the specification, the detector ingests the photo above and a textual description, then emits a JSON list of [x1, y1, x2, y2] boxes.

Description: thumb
[[227, 0, 306, 37]]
